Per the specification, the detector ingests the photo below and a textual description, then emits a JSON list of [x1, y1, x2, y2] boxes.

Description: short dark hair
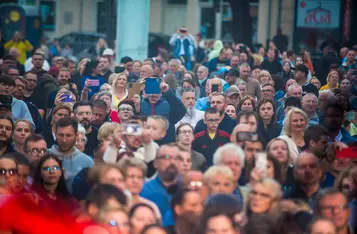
[[176, 123, 194, 137], [12, 152, 31, 167], [285, 96, 302, 109], [73, 101, 93, 113], [324, 102, 344, 117], [120, 56, 133, 64], [0, 75, 15, 86], [182, 78, 196, 88], [92, 99, 107, 110], [118, 99, 135, 110], [205, 107, 219, 117], [295, 64, 309, 77], [24, 133, 46, 152], [287, 50, 295, 57], [315, 188, 348, 211], [55, 116, 78, 134], [237, 110, 258, 123], [171, 187, 193, 216], [304, 125, 328, 148], [85, 183, 127, 209], [0, 115, 14, 130], [63, 59, 75, 67]]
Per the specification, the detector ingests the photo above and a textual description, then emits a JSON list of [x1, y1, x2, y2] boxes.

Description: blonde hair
[[111, 73, 128, 90], [148, 115, 169, 131], [88, 163, 126, 185], [203, 165, 234, 184], [257, 70, 272, 84], [310, 77, 321, 89], [108, 73, 119, 86], [14, 120, 33, 133], [283, 107, 308, 137], [118, 157, 148, 177], [97, 122, 120, 141], [326, 70, 339, 84]]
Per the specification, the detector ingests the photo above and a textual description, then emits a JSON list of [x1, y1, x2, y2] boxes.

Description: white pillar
[[116, 0, 151, 62], [186, 0, 200, 34]]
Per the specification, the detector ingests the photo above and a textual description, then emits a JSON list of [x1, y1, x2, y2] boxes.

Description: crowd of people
[[0, 28, 357, 234]]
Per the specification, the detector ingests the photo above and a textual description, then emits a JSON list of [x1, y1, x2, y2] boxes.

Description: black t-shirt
[[84, 127, 99, 157], [302, 82, 319, 97]]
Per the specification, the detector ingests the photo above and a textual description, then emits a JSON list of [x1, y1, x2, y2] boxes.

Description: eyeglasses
[[320, 204, 349, 213], [179, 130, 193, 135], [27, 148, 47, 155], [0, 168, 17, 176], [109, 220, 130, 228], [206, 118, 220, 124], [76, 111, 92, 116], [41, 166, 61, 172], [156, 154, 183, 161], [190, 181, 203, 187], [118, 108, 133, 112]]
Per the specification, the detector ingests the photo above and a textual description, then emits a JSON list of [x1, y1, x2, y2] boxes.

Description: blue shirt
[[140, 175, 179, 227], [195, 97, 209, 111]]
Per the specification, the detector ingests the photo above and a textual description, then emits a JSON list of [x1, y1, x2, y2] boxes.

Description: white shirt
[[25, 57, 50, 72], [175, 108, 204, 130]]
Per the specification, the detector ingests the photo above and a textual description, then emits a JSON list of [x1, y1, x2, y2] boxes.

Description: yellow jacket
[[319, 83, 338, 91], [4, 39, 33, 64]]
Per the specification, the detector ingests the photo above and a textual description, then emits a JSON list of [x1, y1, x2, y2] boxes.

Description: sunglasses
[[41, 166, 61, 172], [0, 168, 17, 176]]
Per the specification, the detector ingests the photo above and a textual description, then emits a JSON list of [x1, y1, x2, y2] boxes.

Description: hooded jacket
[[48, 145, 94, 192], [208, 40, 224, 61]]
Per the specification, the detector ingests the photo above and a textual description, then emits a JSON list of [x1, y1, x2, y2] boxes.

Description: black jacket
[[194, 113, 237, 135], [261, 59, 282, 75], [314, 52, 341, 86]]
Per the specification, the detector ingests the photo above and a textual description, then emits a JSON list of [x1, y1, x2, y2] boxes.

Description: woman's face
[[269, 140, 289, 163], [249, 183, 273, 214], [130, 206, 157, 234], [208, 173, 235, 195], [295, 57, 303, 65], [104, 210, 130, 234], [99, 95, 112, 110], [182, 82, 194, 90], [125, 167, 144, 196], [238, 85, 247, 97], [41, 158, 61, 185], [178, 125, 194, 145], [13, 121, 31, 145], [283, 62, 290, 72], [133, 62, 142, 73], [259, 102, 274, 121], [340, 79, 352, 91], [225, 105, 236, 119], [100, 168, 126, 191], [184, 73, 193, 80], [75, 133, 86, 152], [290, 112, 307, 133], [267, 160, 275, 179], [0, 158, 17, 190], [341, 176, 356, 198], [311, 79, 320, 89], [260, 74, 270, 85], [336, 94, 348, 110], [329, 73, 339, 86], [241, 99, 253, 111], [206, 215, 236, 234], [180, 151, 192, 174], [115, 75, 128, 88]]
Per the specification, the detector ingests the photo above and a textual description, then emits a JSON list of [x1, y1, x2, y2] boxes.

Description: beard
[[80, 119, 91, 129], [186, 107, 195, 117], [161, 164, 179, 182]]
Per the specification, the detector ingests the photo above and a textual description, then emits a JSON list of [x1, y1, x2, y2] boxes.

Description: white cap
[[103, 48, 114, 56]]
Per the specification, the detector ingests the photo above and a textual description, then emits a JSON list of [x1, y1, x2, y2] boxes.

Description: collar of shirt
[[329, 130, 342, 143], [198, 78, 207, 85]]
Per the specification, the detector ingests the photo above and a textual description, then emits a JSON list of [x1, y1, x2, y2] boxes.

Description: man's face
[[294, 153, 321, 185], [52, 109, 70, 125], [74, 105, 93, 130], [230, 56, 239, 68], [261, 85, 275, 100], [99, 57, 110, 71], [8, 68, 19, 78], [289, 87, 302, 98], [302, 96, 318, 113], [347, 51, 356, 63], [92, 106, 107, 126], [197, 67, 208, 80], [324, 108, 343, 132], [68, 62, 76, 75], [169, 62, 178, 73], [239, 53, 248, 63], [13, 79, 26, 99], [294, 70, 306, 82], [25, 73, 37, 90], [32, 54, 44, 69], [55, 126, 77, 152], [319, 193, 350, 230], [182, 91, 196, 108], [125, 134, 142, 150], [57, 71, 70, 85], [140, 65, 152, 79], [221, 152, 242, 182], [126, 62, 133, 72], [267, 49, 275, 60], [56, 60, 64, 69], [204, 112, 221, 132], [0, 119, 12, 143], [0, 82, 14, 95], [118, 104, 134, 121], [25, 140, 47, 165], [244, 141, 263, 162], [210, 95, 226, 115], [0, 158, 17, 190], [239, 115, 257, 132], [16, 164, 30, 191], [259, 102, 274, 121], [310, 135, 329, 157], [239, 66, 250, 80], [154, 146, 181, 182]]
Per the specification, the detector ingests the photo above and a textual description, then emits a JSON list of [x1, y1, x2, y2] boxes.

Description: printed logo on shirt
[[202, 144, 207, 149], [88, 79, 100, 86]]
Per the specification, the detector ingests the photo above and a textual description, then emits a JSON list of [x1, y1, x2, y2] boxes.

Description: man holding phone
[[140, 78, 186, 144], [169, 27, 194, 70]]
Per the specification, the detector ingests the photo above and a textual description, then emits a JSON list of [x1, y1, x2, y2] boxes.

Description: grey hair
[[198, 65, 209, 73], [302, 93, 318, 103], [287, 83, 302, 93], [213, 143, 245, 166], [239, 63, 251, 69], [78, 124, 88, 143], [236, 80, 247, 86], [318, 89, 334, 98]]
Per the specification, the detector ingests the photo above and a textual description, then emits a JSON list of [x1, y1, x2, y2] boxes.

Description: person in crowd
[[310, 77, 322, 90], [0, 115, 15, 156], [12, 120, 32, 154], [0, 153, 18, 194], [261, 48, 282, 75], [80, 60, 105, 100], [278, 107, 308, 162], [48, 117, 94, 191], [73, 101, 99, 156], [196, 66, 209, 98], [31, 153, 78, 214], [29, 51, 47, 82], [237, 95, 256, 112], [146, 115, 170, 146], [320, 71, 339, 91], [75, 124, 87, 153], [195, 78, 224, 111], [340, 78, 356, 103], [257, 99, 282, 143], [284, 152, 322, 208], [208, 48, 229, 73], [237, 80, 248, 98], [118, 100, 137, 123], [307, 217, 337, 234], [193, 108, 230, 166], [225, 69, 240, 87], [257, 70, 273, 87], [280, 61, 293, 83], [175, 88, 204, 129], [237, 63, 261, 100], [98, 56, 113, 83], [225, 85, 241, 108], [111, 73, 128, 109], [140, 144, 182, 226], [140, 79, 186, 143], [97, 91, 119, 123], [301, 93, 320, 125], [261, 83, 276, 102], [334, 168, 356, 201], [97, 122, 120, 143], [340, 49, 357, 72], [203, 165, 236, 196], [225, 103, 237, 119], [237, 111, 259, 134], [91, 99, 109, 129], [4, 31, 33, 64], [170, 27, 194, 70], [23, 133, 47, 166], [129, 203, 160, 234], [294, 64, 319, 97], [304, 124, 329, 160], [251, 66, 262, 80], [323, 102, 356, 144], [176, 123, 206, 171]]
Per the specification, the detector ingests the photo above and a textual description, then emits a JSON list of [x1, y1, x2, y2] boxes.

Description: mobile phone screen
[[145, 78, 161, 95], [62, 94, 73, 103], [211, 84, 219, 93]]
